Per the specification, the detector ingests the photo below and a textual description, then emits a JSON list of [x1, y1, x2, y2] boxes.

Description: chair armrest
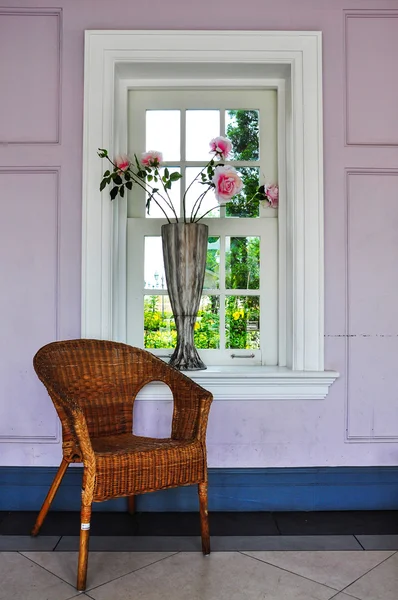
[[167, 373, 213, 442], [46, 382, 95, 466]]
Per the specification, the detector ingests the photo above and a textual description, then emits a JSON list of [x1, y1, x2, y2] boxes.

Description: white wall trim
[[82, 30, 338, 399]]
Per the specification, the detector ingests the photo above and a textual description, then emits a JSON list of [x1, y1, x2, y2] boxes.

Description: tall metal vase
[[161, 222, 208, 371]]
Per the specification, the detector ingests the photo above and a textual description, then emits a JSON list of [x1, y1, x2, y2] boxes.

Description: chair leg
[[31, 457, 69, 536], [198, 482, 210, 555], [128, 495, 135, 515], [77, 503, 92, 591]]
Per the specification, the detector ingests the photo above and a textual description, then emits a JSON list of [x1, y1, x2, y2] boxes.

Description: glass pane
[[186, 110, 220, 161], [225, 237, 260, 290], [195, 296, 220, 349], [226, 167, 260, 218], [146, 167, 180, 219], [144, 237, 166, 289], [225, 295, 260, 349], [184, 167, 219, 219], [146, 110, 180, 161], [225, 109, 259, 161], [204, 237, 220, 290], [144, 295, 176, 349]]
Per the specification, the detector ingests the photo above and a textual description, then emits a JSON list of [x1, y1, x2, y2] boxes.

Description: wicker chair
[[31, 339, 213, 591]]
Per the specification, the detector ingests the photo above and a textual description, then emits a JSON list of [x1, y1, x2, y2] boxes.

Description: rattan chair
[[31, 339, 213, 591]]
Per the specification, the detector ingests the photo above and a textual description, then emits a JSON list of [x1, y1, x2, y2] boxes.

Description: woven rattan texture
[[33, 339, 213, 503]]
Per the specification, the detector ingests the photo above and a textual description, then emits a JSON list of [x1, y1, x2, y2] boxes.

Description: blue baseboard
[[1, 466, 398, 511]]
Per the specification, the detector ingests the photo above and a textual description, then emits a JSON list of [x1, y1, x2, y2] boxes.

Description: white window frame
[[127, 88, 278, 366], [82, 30, 339, 400]]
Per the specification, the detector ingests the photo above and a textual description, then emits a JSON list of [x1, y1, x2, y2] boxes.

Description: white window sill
[[136, 367, 339, 401]]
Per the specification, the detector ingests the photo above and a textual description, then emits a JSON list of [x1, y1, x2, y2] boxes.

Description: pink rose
[[212, 166, 243, 203], [209, 136, 233, 160], [114, 155, 130, 172], [141, 150, 163, 167], [265, 184, 279, 208]]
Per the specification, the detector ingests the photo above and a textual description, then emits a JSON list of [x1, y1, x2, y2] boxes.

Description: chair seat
[[91, 433, 205, 500]]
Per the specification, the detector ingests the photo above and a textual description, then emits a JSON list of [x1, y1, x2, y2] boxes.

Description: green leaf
[[134, 155, 141, 170], [164, 167, 169, 178], [100, 179, 107, 192], [170, 172, 182, 182], [124, 171, 131, 181], [110, 186, 119, 200], [104, 170, 110, 177], [113, 175, 123, 185], [125, 181, 133, 190], [154, 176, 158, 182], [166, 181, 172, 189], [119, 185, 125, 198], [147, 175, 153, 182], [162, 176, 167, 183]]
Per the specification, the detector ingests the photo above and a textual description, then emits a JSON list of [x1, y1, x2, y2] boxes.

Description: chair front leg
[[128, 495, 135, 515], [77, 503, 92, 591], [31, 458, 69, 536], [198, 482, 210, 555]]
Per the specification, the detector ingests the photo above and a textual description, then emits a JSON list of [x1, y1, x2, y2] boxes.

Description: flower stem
[[195, 203, 226, 222], [182, 155, 216, 223]]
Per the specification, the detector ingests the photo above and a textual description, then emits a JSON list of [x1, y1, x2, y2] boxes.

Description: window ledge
[[136, 367, 339, 401]]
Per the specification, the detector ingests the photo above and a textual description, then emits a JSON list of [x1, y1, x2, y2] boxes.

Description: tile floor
[[1, 548, 398, 599], [1, 512, 398, 599]]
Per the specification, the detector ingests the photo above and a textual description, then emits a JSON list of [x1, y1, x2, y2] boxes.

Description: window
[[82, 30, 338, 399], [127, 90, 278, 366]]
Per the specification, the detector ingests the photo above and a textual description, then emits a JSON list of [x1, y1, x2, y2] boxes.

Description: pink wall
[[1, 0, 398, 467]]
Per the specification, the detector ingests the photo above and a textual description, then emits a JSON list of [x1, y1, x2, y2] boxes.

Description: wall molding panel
[[0, 7, 62, 145], [0, 167, 61, 444], [345, 168, 398, 442], [344, 10, 398, 147]]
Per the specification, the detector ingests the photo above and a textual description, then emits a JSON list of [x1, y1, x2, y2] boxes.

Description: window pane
[[146, 110, 180, 161], [144, 295, 175, 349], [144, 237, 167, 289], [225, 295, 260, 349], [225, 237, 260, 290], [146, 167, 180, 219], [185, 167, 219, 219], [226, 167, 260, 218], [225, 109, 259, 161], [186, 110, 220, 161], [195, 296, 220, 349], [204, 237, 220, 290]]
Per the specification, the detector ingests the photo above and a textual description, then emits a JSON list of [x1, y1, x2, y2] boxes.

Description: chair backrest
[[33, 339, 182, 440]]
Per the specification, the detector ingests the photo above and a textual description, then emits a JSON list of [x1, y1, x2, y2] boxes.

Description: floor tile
[[242, 550, 394, 590], [212, 535, 362, 551], [22, 551, 176, 590], [0, 511, 139, 536], [56, 535, 202, 552], [135, 511, 279, 536], [344, 551, 398, 600], [328, 595, 362, 600], [54, 535, 362, 553], [274, 511, 398, 536], [356, 535, 398, 550], [0, 535, 60, 551], [88, 551, 336, 600], [0, 552, 76, 600]]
